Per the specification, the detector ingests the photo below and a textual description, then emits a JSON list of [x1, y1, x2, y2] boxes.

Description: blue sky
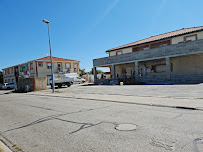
[[0, 0, 202, 72]]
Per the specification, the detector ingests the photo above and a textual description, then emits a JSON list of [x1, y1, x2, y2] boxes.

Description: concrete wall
[[34, 77, 47, 90]]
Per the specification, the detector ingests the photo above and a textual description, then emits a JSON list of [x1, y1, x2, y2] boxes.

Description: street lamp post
[[43, 19, 55, 93]]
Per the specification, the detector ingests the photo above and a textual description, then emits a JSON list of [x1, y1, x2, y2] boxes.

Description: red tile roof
[[106, 26, 203, 52], [35, 56, 79, 62]]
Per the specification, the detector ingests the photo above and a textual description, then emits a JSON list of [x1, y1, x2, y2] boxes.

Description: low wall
[[17, 77, 47, 92], [95, 74, 203, 85], [34, 77, 47, 90], [95, 79, 111, 85], [18, 77, 34, 92], [139, 74, 203, 84], [171, 74, 203, 84]]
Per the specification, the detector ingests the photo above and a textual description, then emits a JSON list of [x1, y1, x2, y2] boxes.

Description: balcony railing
[[93, 39, 203, 67]]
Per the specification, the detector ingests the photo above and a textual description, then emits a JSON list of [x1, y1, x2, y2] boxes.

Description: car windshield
[[77, 77, 81, 79]]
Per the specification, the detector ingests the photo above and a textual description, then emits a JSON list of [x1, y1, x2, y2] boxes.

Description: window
[[184, 35, 197, 42], [30, 63, 33, 70], [57, 63, 62, 72], [116, 51, 123, 55], [74, 64, 77, 72], [47, 63, 51, 69], [5, 79, 7, 83], [38, 62, 43, 67], [8, 69, 10, 74], [8, 79, 10, 83], [66, 63, 70, 69], [12, 79, 14, 82]]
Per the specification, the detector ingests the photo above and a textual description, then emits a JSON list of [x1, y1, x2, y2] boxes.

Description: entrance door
[[57, 63, 62, 72], [47, 76, 52, 85]]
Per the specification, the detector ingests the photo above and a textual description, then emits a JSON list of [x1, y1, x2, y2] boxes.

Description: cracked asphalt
[[0, 92, 203, 152]]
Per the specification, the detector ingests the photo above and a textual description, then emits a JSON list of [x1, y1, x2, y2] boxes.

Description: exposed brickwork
[[93, 39, 203, 67]]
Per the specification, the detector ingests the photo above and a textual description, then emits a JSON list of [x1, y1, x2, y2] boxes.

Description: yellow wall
[[3, 60, 80, 83], [37, 61, 80, 77], [172, 31, 203, 44], [109, 47, 132, 56], [171, 54, 203, 74]]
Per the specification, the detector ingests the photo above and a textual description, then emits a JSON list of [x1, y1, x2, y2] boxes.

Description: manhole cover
[[115, 124, 137, 131]]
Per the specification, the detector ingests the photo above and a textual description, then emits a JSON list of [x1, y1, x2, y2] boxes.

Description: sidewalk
[[28, 90, 203, 111]]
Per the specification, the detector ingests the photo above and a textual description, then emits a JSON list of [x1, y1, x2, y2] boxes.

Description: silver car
[[2, 83, 15, 89]]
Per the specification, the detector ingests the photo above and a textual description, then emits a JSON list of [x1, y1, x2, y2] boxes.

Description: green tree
[[0, 71, 3, 84], [79, 69, 86, 75], [89, 68, 103, 74]]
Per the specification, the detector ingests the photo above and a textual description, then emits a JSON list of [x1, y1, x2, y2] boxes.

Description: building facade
[[3, 56, 80, 85], [93, 26, 203, 84]]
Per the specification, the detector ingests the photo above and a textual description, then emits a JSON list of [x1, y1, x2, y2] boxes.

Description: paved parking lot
[[47, 83, 203, 99]]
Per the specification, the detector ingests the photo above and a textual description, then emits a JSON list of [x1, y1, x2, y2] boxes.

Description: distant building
[[93, 26, 203, 84], [2, 56, 80, 85]]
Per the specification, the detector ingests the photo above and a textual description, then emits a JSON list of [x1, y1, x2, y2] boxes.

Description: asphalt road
[[0, 93, 203, 152]]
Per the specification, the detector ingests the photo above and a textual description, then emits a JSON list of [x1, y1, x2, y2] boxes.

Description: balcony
[[93, 39, 203, 67]]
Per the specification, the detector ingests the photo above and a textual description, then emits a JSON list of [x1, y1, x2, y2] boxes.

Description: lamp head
[[43, 19, 49, 24]]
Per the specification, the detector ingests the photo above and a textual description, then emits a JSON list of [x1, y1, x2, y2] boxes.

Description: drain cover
[[115, 124, 137, 131]]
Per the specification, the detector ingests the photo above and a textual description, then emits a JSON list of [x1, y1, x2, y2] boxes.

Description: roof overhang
[[106, 28, 203, 53]]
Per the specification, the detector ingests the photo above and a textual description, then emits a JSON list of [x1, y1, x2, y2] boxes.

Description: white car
[[74, 77, 86, 83], [63, 73, 85, 83], [2, 83, 15, 89]]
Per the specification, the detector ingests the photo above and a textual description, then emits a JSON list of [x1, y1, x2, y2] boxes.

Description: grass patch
[[12, 142, 22, 151]]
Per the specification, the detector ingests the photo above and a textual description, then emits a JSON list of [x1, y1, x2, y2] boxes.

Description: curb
[[0, 140, 12, 152], [27, 93, 203, 111]]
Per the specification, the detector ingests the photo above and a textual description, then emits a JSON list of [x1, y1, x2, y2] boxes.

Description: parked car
[[2, 83, 15, 89], [73, 77, 86, 83], [63, 73, 85, 83]]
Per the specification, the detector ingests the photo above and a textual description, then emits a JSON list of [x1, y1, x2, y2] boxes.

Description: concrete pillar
[[3, 70, 5, 84], [166, 57, 171, 80], [93, 67, 97, 84], [111, 65, 115, 79], [135, 61, 139, 81]]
